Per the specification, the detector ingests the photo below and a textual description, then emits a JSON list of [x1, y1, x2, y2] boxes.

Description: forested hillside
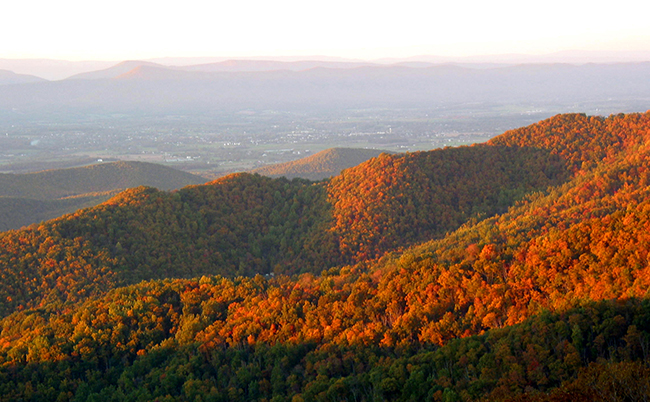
[[327, 145, 567, 261], [0, 142, 567, 316], [0, 112, 649, 400]]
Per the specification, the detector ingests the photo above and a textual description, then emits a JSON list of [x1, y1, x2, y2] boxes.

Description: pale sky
[[3, 0, 650, 61]]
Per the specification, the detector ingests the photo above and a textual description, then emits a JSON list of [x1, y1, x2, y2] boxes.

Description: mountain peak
[[66, 60, 166, 80]]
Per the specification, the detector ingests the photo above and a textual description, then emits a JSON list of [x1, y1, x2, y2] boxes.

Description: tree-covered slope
[[0, 138, 570, 317], [0, 175, 337, 316], [0, 277, 648, 401], [326, 145, 568, 261], [0, 112, 650, 400]]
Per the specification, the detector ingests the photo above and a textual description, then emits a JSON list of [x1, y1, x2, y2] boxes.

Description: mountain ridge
[[1, 63, 648, 119], [1, 112, 650, 399], [2, 50, 650, 80], [0, 122, 573, 315]]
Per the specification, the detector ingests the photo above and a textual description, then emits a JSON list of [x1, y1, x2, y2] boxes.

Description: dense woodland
[[0, 112, 650, 400]]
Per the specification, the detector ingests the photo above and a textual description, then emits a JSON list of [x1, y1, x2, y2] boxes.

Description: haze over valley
[[1, 56, 649, 177]]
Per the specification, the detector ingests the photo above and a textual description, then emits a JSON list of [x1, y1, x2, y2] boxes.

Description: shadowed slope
[[0, 191, 120, 232], [0, 160, 207, 199], [0, 161, 207, 230]]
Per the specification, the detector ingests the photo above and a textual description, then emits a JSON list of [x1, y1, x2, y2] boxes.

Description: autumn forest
[[1, 112, 650, 401]]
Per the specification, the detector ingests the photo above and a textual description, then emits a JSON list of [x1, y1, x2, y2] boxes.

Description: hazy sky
[[3, 0, 649, 60]]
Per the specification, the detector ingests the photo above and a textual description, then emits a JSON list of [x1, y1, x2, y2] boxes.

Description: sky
[[2, 0, 650, 61]]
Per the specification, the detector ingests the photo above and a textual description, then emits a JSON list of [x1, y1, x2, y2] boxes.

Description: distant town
[[0, 107, 532, 177]]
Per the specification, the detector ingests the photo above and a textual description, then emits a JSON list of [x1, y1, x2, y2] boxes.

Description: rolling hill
[[0, 112, 649, 400], [252, 147, 391, 180], [0, 69, 46, 85], [0, 160, 207, 231]]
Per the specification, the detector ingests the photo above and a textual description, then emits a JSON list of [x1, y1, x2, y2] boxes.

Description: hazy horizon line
[[2, 49, 650, 81]]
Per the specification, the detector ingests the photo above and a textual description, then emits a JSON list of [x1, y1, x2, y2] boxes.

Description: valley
[[3, 60, 648, 179], [0, 108, 509, 177]]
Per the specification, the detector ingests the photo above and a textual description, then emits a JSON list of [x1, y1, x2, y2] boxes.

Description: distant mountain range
[[1, 61, 648, 120], [0, 160, 207, 231], [252, 147, 391, 180], [67, 60, 380, 80], [2, 49, 650, 80]]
